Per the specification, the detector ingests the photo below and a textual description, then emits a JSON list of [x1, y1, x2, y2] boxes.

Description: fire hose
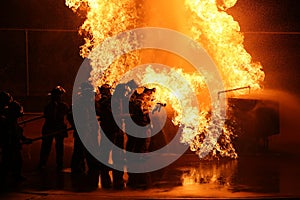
[[18, 115, 45, 125], [218, 86, 251, 99], [20, 127, 74, 145], [19, 101, 166, 146]]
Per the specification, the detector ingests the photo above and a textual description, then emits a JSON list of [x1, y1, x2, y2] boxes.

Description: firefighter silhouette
[[0, 93, 31, 185], [38, 86, 69, 171], [126, 87, 155, 188], [96, 84, 112, 188], [97, 83, 126, 189], [71, 82, 101, 189]]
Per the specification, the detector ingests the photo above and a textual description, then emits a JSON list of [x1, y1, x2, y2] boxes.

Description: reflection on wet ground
[[181, 156, 280, 196], [2, 153, 300, 199]]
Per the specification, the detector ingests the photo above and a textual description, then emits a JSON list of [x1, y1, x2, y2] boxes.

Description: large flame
[[66, 0, 265, 159], [185, 0, 264, 93]]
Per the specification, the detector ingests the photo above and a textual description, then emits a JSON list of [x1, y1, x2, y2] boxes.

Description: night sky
[[0, 0, 299, 111]]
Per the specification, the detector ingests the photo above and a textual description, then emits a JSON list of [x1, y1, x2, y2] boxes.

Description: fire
[[66, 0, 265, 159], [181, 160, 238, 186], [185, 0, 264, 93]]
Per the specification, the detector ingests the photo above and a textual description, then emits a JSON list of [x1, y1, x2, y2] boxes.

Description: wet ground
[[1, 114, 300, 199]]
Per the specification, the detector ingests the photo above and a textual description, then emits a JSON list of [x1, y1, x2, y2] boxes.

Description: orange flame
[[66, 0, 265, 159], [181, 160, 238, 186], [185, 0, 265, 93]]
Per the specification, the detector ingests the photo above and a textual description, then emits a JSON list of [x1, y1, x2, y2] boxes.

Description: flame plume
[[66, 0, 265, 159], [185, 0, 265, 93], [66, 0, 142, 87]]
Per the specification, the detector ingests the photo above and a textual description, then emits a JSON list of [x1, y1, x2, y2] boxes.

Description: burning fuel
[[66, 0, 265, 159]]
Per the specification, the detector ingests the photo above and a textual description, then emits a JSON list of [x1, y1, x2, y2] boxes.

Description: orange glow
[[66, 0, 265, 159], [181, 160, 238, 186]]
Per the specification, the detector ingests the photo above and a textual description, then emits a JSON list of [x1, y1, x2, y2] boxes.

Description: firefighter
[[1, 95, 31, 185], [106, 81, 138, 189], [38, 86, 69, 171], [0, 91, 13, 186], [97, 84, 113, 188], [126, 87, 155, 188], [72, 82, 101, 189], [98, 83, 126, 189], [126, 89, 151, 154], [0, 91, 13, 150]]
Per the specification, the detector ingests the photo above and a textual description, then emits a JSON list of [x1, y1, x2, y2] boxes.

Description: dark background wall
[[0, 0, 299, 112], [0, 0, 84, 111], [228, 0, 300, 96]]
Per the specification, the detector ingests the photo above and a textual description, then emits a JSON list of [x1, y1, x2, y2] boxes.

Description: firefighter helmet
[[0, 91, 13, 107], [99, 84, 111, 95], [49, 86, 66, 96]]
